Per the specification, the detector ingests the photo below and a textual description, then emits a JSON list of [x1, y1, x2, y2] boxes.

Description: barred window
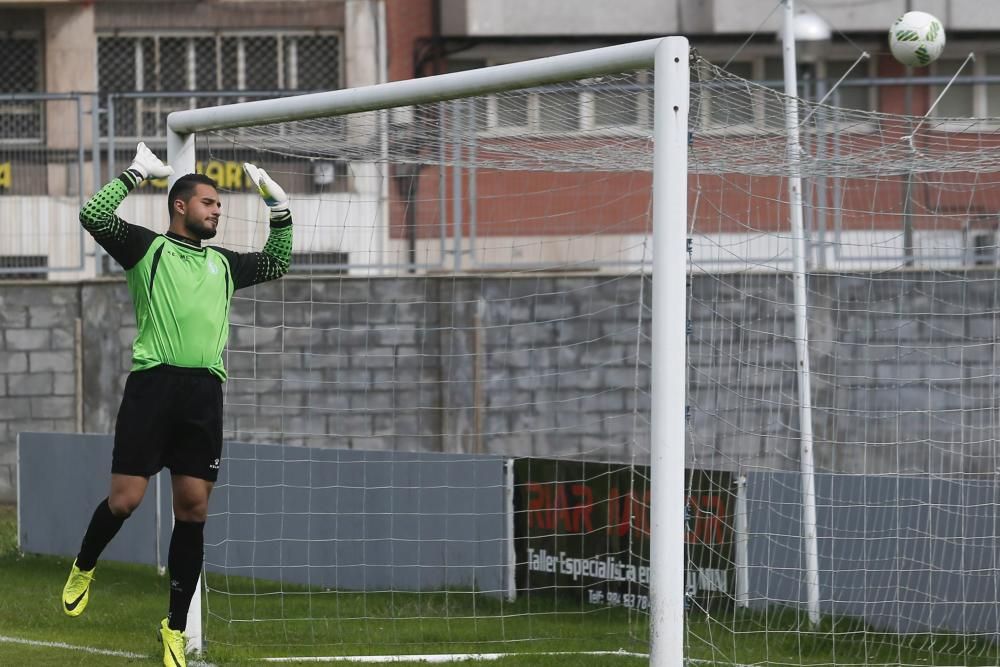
[[99, 32, 342, 138], [449, 60, 650, 136], [931, 55, 1000, 120], [0, 33, 43, 142]]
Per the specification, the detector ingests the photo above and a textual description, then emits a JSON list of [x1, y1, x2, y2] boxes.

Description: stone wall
[[3, 271, 999, 503], [0, 284, 81, 499]]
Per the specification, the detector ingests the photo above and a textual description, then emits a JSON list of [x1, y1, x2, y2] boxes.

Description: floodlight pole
[[781, 0, 821, 627]]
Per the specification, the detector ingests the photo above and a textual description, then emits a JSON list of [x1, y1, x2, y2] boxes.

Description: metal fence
[[3, 75, 1000, 276], [0, 92, 97, 276]]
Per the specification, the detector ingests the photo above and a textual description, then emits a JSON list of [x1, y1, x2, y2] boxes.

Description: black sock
[[166, 519, 205, 632], [76, 498, 126, 571]]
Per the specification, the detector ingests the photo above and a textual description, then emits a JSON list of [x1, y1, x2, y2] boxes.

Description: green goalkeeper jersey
[[80, 169, 293, 381]]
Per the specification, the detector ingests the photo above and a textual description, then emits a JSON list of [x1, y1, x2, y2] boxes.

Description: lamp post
[[779, 0, 830, 628]]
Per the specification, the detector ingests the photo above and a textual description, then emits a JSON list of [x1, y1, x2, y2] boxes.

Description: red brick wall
[[385, 0, 435, 82], [381, 36, 993, 240]]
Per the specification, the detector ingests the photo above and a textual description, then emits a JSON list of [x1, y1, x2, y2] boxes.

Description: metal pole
[[91, 93, 101, 197], [903, 0, 915, 264], [734, 475, 749, 608], [782, 0, 821, 627], [451, 100, 463, 273], [376, 0, 389, 275], [76, 97, 85, 205], [649, 35, 689, 667], [469, 100, 479, 267], [167, 127, 203, 655], [439, 104, 448, 267], [107, 95, 116, 182]]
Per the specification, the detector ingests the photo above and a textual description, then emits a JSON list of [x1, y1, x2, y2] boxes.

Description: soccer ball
[[889, 11, 945, 67]]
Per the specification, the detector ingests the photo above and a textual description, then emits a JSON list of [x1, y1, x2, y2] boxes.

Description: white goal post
[[166, 37, 690, 666]]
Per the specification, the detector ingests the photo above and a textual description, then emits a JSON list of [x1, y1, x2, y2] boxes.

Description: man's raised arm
[[80, 142, 174, 269], [215, 163, 293, 289]]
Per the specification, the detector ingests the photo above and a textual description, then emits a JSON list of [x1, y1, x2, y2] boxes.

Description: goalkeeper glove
[[243, 163, 289, 212], [128, 142, 174, 180]]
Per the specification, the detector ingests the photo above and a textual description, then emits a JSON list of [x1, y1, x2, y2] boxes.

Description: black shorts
[[112, 364, 224, 482]]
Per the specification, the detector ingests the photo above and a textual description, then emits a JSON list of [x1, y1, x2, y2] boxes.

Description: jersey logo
[[208, 259, 219, 274]]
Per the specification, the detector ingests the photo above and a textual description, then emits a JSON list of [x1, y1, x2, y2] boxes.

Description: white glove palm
[[243, 163, 289, 211], [129, 142, 174, 180]]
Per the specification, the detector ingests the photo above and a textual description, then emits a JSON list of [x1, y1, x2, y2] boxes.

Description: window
[[99, 32, 342, 138], [449, 59, 649, 135], [710, 61, 755, 128], [484, 76, 650, 135], [696, 55, 875, 133], [0, 33, 42, 142], [0, 255, 47, 280], [824, 60, 871, 112], [929, 55, 1000, 120], [931, 58, 974, 118], [695, 60, 758, 131], [288, 252, 349, 274], [592, 71, 643, 128]]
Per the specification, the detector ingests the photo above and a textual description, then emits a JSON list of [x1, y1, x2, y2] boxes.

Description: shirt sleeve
[[214, 208, 293, 290], [79, 169, 158, 270]]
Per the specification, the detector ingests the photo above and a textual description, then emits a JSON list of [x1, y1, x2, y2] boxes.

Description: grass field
[[1, 503, 998, 666]]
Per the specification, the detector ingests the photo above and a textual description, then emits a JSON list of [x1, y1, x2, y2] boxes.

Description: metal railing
[[0, 92, 98, 276], [4, 76, 1000, 277]]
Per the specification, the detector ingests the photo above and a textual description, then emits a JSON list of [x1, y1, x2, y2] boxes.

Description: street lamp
[[778, 0, 829, 630]]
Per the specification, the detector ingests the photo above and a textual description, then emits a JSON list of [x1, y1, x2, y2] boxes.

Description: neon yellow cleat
[[158, 618, 187, 667], [61, 560, 95, 617]]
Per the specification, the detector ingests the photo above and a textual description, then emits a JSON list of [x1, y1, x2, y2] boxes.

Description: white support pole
[[649, 35, 689, 667], [155, 473, 164, 575], [734, 474, 749, 608], [504, 458, 516, 603], [376, 0, 389, 275], [167, 127, 204, 655], [781, 0, 821, 627]]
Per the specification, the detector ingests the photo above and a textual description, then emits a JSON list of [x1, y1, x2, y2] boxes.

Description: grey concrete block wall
[[0, 283, 83, 503], [3, 270, 1000, 502]]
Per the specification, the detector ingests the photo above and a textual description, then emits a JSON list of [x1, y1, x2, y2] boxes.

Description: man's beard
[[185, 216, 217, 240]]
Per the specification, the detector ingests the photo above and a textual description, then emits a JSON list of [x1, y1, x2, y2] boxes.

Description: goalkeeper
[[61, 143, 292, 667]]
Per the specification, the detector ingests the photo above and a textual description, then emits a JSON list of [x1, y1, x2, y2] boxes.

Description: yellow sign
[[146, 160, 248, 190], [0, 160, 252, 193]]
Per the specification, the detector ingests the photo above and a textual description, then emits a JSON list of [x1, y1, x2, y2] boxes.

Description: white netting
[[684, 57, 1000, 666], [195, 69, 657, 661], [179, 51, 1000, 665]]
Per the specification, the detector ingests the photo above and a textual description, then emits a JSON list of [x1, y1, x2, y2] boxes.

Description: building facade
[[2, 0, 1000, 276]]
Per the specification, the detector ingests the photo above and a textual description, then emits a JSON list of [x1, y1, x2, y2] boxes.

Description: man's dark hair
[[167, 173, 219, 218]]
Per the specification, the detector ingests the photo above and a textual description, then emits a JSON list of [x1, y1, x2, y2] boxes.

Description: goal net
[[169, 40, 685, 663], [167, 41, 1000, 666], [683, 58, 1000, 666]]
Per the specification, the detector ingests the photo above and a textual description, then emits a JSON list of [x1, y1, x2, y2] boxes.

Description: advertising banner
[[514, 458, 735, 612]]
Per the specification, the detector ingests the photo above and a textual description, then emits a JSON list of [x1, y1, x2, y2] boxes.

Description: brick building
[[4, 1, 1000, 276]]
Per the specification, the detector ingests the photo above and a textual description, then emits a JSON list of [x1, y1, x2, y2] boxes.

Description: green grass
[[1, 503, 998, 666]]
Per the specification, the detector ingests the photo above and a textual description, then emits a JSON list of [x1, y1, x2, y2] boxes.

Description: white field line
[[0, 634, 217, 666], [688, 661, 969, 667], [262, 649, 648, 663], [0, 635, 146, 659]]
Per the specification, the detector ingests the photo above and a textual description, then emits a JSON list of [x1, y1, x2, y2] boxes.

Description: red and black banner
[[514, 458, 735, 612]]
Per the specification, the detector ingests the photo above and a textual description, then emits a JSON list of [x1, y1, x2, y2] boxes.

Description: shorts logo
[[210, 458, 220, 470]]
